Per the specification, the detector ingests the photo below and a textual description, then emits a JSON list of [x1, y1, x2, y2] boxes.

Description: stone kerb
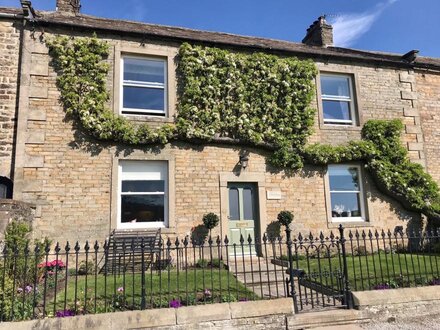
[[0, 298, 294, 330]]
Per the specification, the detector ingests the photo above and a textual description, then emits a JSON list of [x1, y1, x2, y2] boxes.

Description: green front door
[[228, 183, 258, 254]]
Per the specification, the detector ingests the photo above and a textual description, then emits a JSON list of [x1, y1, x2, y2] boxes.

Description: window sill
[[122, 114, 174, 124], [319, 124, 361, 131], [327, 221, 372, 229]]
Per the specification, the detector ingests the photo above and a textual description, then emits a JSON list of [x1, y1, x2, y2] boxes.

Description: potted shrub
[[202, 212, 220, 237]]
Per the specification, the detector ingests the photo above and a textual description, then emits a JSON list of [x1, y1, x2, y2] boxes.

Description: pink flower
[[117, 287, 124, 293], [50, 260, 65, 268]]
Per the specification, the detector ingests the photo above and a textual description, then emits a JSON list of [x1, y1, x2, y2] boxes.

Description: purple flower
[[25, 285, 32, 294], [56, 310, 75, 318], [117, 287, 124, 293], [373, 284, 390, 290], [429, 278, 440, 286], [204, 289, 212, 297], [169, 299, 181, 308]]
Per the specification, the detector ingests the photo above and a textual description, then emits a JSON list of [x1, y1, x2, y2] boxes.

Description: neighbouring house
[[0, 0, 440, 244]]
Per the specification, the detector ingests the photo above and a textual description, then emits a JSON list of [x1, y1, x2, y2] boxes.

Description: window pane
[[330, 192, 361, 217], [321, 75, 350, 97], [0, 184, 6, 199], [329, 167, 359, 191], [124, 58, 164, 83], [323, 100, 351, 121], [123, 86, 164, 111], [229, 188, 239, 220], [122, 180, 164, 193], [243, 188, 254, 220], [121, 195, 164, 223]]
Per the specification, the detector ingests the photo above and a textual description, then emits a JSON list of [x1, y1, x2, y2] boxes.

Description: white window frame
[[120, 55, 167, 117], [328, 164, 366, 222], [320, 73, 356, 125], [117, 160, 168, 229]]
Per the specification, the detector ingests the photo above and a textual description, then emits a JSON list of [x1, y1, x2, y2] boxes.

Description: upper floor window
[[328, 165, 365, 222], [121, 56, 167, 116], [320, 74, 356, 125]]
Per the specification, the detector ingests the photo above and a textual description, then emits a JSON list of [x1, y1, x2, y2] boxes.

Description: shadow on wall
[[364, 172, 422, 230]]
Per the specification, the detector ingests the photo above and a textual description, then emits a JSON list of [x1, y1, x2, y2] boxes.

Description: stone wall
[[0, 199, 35, 239], [352, 286, 440, 322], [0, 19, 21, 179], [8, 27, 426, 242], [0, 298, 372, 330], [417, 70, 440, 184], [0, 298, 293, 330]]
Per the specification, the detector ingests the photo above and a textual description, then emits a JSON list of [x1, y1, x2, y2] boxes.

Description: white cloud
[[331, 0, 398, 48]]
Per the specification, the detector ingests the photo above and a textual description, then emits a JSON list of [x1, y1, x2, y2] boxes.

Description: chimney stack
[[56, 0, 81, 15], [302, 16, 333, 47]]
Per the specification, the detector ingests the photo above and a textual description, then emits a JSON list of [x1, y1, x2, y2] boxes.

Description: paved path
[[361, 314, 440, 330], [229, 256, 344, 312]]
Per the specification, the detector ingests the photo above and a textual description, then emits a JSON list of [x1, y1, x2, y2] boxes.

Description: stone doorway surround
[[219, 172, 267, 240]]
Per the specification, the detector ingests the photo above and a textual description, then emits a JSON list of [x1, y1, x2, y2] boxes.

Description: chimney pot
[[56, 0, 81, 15], [302, 16, 333, 47]]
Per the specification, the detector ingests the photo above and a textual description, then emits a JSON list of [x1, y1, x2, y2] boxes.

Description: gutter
[[0, 12, 23, 19]]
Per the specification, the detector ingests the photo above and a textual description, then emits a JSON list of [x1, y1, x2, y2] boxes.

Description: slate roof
[[1, 6, 440, 70]]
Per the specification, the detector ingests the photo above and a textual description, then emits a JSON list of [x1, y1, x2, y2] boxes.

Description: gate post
[[286, 226, 299, 313], [338, 225, 353, 309]]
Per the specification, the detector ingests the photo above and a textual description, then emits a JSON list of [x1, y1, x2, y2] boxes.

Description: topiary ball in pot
[[277, 211, 294, 227], [202, 213, 220, 231]]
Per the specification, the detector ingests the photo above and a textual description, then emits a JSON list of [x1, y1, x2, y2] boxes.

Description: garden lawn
[[48, 268, 256, 314], [294, 252, 440, 291]]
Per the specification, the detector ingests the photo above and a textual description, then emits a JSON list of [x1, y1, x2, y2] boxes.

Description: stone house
[[0, 0, 440, 243]]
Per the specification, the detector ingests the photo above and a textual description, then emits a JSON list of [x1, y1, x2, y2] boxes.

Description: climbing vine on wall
[[305, 120, 440, 223], [46, 36, 175, 145], [176, 43, 317, 169], [46, 35, 440, 225]]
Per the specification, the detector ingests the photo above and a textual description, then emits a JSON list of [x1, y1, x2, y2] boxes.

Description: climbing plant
[[176, 43, 317, 169], [305, 120, 440, 223], [46, 35, 175, 145], [46, 35, 440, 224]]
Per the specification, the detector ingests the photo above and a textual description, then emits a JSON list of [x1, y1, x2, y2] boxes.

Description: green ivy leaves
[[176, 43, 317, 169], [304, 120, 440, 223], [46, 35, 176, 145]]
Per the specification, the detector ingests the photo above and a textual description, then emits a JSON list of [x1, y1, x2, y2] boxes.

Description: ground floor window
[[0, 177, 13, 199], [118, 160, 168, 228], [328, 164, 365, 222]]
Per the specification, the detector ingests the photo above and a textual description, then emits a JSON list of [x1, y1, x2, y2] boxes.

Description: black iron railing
[[0, 234, 290, 322], [1, 226, 440, 321]]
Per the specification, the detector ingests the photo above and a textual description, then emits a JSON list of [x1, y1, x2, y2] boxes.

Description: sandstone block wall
[[417, 70, 440, 183], [5, 26, 432, 242], [0, 19, 21, 179], [0, 199, 35, 240]]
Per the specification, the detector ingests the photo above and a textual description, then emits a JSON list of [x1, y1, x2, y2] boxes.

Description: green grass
[[46, 268, 256, 314], [293, 252, 440, 291]]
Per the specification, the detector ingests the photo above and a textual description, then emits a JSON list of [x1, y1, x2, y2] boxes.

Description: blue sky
[[2, 0, 439, 57]]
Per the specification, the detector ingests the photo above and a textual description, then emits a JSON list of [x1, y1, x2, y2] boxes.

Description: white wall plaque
[[266, 190, 282, 200]]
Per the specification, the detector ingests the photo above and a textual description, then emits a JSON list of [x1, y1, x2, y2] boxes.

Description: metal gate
[[285, 225, 353, 312]]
